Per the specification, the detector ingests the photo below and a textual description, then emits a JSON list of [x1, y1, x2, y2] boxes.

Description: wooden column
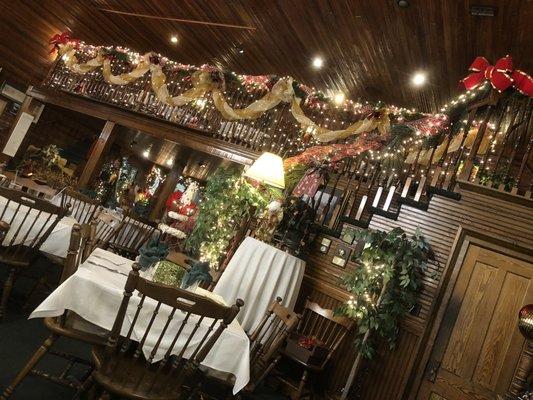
[[77, 121, 115, 188], [0, 95, 36, 162], [150, 161, 185, 220]]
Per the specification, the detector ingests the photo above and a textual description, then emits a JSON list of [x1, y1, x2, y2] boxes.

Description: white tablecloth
[[214, 237, 305, 332], [30, 248, 250, 394], [0, 195, 77, 258]]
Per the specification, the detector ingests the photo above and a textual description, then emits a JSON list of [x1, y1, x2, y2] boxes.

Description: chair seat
[[91, 345, 193, 400], [279, 349, 325, 371], [0, 246, 37, 267], [44, 312, 108, 346]]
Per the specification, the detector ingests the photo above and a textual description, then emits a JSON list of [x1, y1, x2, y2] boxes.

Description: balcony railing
[[40, 52, 532, 231]]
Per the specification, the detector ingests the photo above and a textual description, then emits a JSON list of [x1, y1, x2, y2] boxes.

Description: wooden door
[[418, 245, 533, 400]]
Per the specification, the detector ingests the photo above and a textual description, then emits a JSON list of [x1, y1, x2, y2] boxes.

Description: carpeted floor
[[0, 262, 289, 400]]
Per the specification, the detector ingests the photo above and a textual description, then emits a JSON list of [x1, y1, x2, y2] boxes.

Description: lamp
[[244, 152, 285, 189]]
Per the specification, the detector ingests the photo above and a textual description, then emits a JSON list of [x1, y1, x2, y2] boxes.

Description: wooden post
[[77, 121, 115, 188], [149, 161, 185, 220], [0, 95, 37, 162]]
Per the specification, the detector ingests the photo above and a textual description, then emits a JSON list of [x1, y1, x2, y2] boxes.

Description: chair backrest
[[248, 297, 299, 388], [60, 188, 100, 224], [105, 211, 160, 259], [100, 263, 243, 397], [298, 299, 354, 368], [0, 186, 69, 260], [59, 223, 95, 283]]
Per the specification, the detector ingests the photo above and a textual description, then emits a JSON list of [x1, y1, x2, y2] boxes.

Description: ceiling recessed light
[[312, 57, 324, 69], [333, 92, 345, 105], [142, 149, 150, 158], [166, 158, 173, 166], [238, 48, 244, 54], [170, 35, 178, 44], [397, 0, 410, 8], [411, 72, 427, 86]]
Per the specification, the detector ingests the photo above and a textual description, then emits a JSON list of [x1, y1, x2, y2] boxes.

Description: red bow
[[49, 32, 72, 54], [462, 56, 533, 97]]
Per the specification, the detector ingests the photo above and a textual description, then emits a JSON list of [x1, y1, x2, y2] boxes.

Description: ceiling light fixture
[[166, 158, 173, 166], [312, 57, 324, 69], [411, 71, 427, 87], [142, 149, 150, 158], [334, 92, 345, 105], [238, 48, 244, 54], [170, 35, 178, 44], [397, 0, 410, 8]]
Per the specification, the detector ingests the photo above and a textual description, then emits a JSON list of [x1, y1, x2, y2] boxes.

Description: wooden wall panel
[[299, 188, 533, 399]]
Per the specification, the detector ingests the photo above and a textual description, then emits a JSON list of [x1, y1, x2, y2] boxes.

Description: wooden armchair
[[60, 187, 101, 224], [103, 211, 160, 260], [199, 297, 300, 399], [277, 299, 354, 400], [1, 223, 107, 399], [0, 186, 70, 320], [82, 262, 243, 400]]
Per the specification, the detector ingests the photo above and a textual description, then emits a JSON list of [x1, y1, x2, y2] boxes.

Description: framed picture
[[341, 225, 357, 244], [332, 245, 351, 268], [318, 237, 331, 254]]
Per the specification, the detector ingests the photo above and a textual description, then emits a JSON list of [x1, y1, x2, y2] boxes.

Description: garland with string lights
[[184, 166, 268, 267], [338, 227, 432, 358]]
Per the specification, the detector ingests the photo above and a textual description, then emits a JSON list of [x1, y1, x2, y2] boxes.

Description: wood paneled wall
[[298, 188, 533, 399]]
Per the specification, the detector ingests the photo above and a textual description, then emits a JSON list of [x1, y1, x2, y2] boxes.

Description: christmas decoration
[[18, 145, 76, 189], [185, 166, 268, 267], [51, 35, 399, 143], [462, 56, 533, 96], [339, 227, 432, 358]]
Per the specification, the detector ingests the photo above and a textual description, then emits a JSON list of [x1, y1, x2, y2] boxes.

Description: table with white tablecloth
[[30, 248, 250, 394], [214, 236, 305, 332], [0, 195, 77, 258]]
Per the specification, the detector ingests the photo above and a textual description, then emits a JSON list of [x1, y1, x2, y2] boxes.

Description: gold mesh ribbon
[[57, 44, 390, 142]]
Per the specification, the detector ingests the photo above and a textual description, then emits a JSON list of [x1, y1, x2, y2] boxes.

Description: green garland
[[339, 227, 432, 358], [185, 166, 269, 267]]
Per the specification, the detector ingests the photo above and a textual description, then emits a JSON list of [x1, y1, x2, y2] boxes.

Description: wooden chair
[[81, 262, 244, 400], [103, 211, 160, 260], [0, 223, 108, 399], [60, 187, 101, 224], [0, 186, 70, 320], [199, 297, 300, 398], [277, 300, 354, 400]]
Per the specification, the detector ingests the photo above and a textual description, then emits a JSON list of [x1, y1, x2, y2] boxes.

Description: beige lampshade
[[244, 152, 285, 189]]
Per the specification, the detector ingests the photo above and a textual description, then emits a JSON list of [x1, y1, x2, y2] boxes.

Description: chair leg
[[0, 333, 58, 399], [22, 275, 49, 310], [292, 369, 309, 400], [73, 373, 94, 400], [0, 268, 16, 320]]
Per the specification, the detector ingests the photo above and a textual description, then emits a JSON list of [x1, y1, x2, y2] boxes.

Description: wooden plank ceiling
[[0, 0, 531, 112]]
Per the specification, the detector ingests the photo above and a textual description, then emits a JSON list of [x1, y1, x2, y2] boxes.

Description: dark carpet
[[0, 261, 289, 400]]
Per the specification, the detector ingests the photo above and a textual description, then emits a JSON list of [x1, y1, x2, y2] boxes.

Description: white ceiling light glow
[[334, 92, 345, 105], [411, 71, 427, 86], [170, 35, 178, 44], [312, 56, 324, 69]]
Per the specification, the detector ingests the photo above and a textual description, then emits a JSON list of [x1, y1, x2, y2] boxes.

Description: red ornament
[[461, 55, 533, 96], [49, 32, 72, 54], [165, 190, 183, 210]]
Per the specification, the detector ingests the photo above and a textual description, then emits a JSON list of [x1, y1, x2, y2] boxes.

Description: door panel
[[418, 245, 533, 400]]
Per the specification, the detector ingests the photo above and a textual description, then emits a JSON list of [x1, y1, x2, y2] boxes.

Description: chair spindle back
[[298, 299, 353, 368], [60, 188, 100, 224], [99, 263, 243, 397], [0, 186, 69, 261], [105, 212, 160, 259]]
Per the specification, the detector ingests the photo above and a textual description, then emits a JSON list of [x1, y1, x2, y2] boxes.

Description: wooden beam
[[77, 121, 115, 188], [0, 95, 35, 162], [27, 87, 258, 166]]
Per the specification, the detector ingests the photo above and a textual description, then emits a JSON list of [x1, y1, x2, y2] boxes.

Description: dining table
[[214, 236, 305, 332], [30, 248, 251, 394]]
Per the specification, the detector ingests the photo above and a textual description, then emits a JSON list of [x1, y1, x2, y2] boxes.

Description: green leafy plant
[[338, 227, 432, 359], [185, 166, 269, 267]]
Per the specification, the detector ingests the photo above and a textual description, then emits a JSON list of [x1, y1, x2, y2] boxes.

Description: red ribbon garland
[[49, 32, 74, 54], [462, 55, 533, 97]]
